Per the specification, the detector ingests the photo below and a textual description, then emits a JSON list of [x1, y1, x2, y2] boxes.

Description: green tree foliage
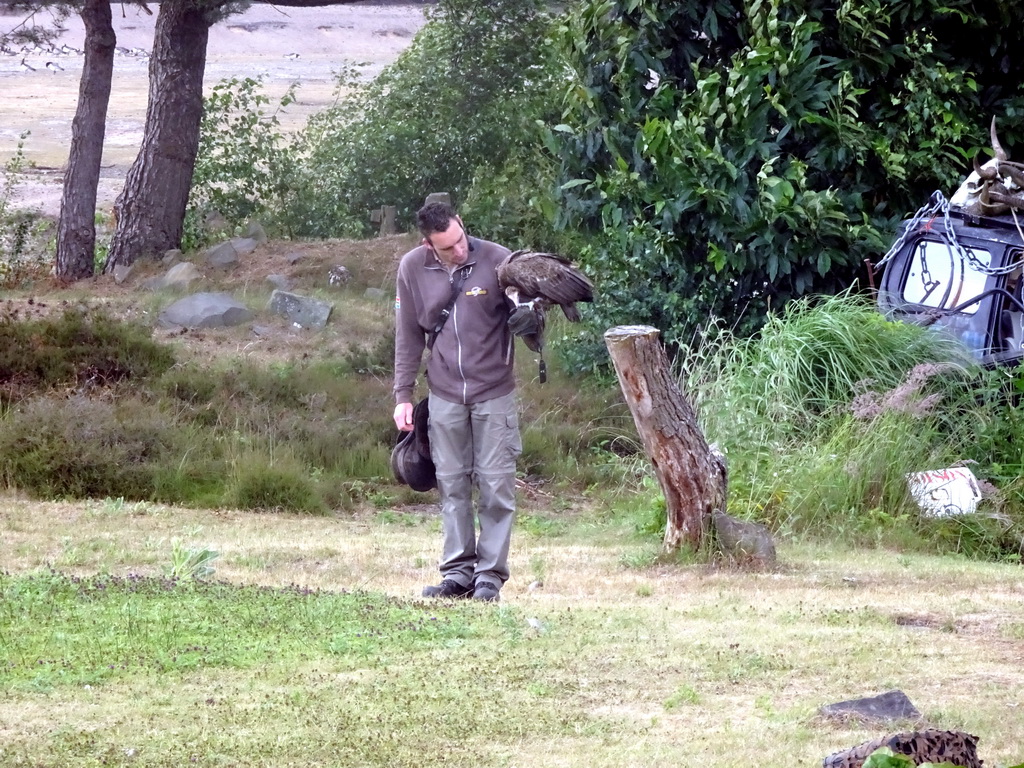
[[0, 136, 33, 272], [551, 0, 1024, 350], [187, 75, 298, 245], [286, 0, 563, 237]]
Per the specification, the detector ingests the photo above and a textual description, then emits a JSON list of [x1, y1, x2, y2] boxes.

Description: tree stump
[[379, 205, 397, 236], [604, 325, 728, 552]]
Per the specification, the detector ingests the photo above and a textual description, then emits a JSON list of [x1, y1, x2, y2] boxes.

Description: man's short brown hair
[[416, 202, 458, 238]]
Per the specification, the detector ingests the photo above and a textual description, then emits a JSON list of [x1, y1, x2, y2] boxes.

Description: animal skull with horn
[[960, 117, 1024, 217]]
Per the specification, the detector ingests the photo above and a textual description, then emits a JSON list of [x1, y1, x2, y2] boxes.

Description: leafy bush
[[286, 0, 564, 237], [551, 0, 1024, 358], [460, 144, 575, 252], [186, 75, 298, 247]]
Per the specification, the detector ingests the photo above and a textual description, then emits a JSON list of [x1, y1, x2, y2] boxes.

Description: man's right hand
[[394, 402, 414, 432]]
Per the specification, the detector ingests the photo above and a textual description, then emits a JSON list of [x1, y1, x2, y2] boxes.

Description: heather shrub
[[0, 395, 186, 501], [0, 305, 175, 403]]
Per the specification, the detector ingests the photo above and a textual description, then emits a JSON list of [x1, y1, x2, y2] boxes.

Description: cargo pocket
[[505, 413, 522, 462]]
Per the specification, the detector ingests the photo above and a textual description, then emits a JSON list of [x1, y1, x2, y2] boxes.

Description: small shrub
[[164, 540, 220, 580], [1, 134, 34, 269], [227, 451, 326, 514]]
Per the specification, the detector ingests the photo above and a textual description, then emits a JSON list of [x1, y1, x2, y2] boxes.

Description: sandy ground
[[0, 2, 429, 216]]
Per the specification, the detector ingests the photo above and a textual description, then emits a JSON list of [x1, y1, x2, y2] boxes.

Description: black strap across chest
[[427, 267, 470, 351]]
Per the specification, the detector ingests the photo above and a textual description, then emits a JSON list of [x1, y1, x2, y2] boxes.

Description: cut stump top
[[603, 325, 660, 341]]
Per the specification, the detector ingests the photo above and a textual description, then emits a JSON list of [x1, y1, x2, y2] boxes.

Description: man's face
[[425, 217, 469, 267]]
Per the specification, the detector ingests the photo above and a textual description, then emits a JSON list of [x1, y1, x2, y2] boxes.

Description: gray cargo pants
[[428, 391, 521, 589]]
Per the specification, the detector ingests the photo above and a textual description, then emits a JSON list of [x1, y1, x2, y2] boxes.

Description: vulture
[[496, 250, 594, 354]]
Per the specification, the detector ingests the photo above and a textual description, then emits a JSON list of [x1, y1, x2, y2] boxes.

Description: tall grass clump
[[681, 292, 1024, 559], [227, 447, 327, 514], [692, 292, 973, 437]]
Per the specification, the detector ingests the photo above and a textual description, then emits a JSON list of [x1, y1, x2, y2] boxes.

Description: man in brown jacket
[[393, 202, 521, 602]]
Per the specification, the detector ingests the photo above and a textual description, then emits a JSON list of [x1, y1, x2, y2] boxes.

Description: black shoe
[[422, 578, 473, 599], [473, 581, 501, 602]]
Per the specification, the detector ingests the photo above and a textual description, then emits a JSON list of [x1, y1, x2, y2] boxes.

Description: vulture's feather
[[496, 250, 594, 322]]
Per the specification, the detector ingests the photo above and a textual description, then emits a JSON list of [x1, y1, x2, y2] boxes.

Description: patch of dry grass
[[2, 492, 1023, 767]]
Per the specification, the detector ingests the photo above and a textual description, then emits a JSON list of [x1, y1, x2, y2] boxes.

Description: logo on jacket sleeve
[[466, 286, 488, 297]]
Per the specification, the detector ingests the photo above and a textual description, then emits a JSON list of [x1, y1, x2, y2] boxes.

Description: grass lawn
[[1, 494, 1022, 767]]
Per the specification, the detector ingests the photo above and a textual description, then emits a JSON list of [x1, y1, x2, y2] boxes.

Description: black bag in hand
[[390, 397, 436, 492]]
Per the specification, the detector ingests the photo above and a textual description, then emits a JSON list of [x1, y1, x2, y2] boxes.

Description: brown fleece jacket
[[393, 237, 515, 405]]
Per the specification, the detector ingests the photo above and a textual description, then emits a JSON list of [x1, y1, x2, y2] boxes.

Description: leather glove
[[508, 304, 543, 337]]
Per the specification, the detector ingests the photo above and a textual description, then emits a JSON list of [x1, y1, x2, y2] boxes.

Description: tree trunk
[[604, 325, 728, 552], [54, 0, 116, 281], [104, 0, 211, 271]]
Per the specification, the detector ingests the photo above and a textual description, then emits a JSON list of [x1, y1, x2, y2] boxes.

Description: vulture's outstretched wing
[[497, 250, 594, 321]]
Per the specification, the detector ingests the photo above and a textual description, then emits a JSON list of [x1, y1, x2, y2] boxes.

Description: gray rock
[[286, 251, 304, 265], [363, 287, 387, 301], [158, 292, 254, 329], [328, 265, 352, 288], [266, 273, 293, 291], [162, 248, 183, 266], [242, 220, 268, 243], [268, 290, 333, 330], [112, 263, 134, 285], [230, 236, 258, 256], [711, 509, 777, 565], [161, 262, 203, 290], [819, 690, 922, 723], [205, 240, 239, 269], [424, 192, 451, 207]]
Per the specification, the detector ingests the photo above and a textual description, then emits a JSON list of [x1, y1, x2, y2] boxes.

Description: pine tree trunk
[[104, 1, 211, 271], [604, 325, 728, 552], [54, 0, 115, 281]]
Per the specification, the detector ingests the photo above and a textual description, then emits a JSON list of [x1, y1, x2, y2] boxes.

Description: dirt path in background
[[0, 2, 428, 216]]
